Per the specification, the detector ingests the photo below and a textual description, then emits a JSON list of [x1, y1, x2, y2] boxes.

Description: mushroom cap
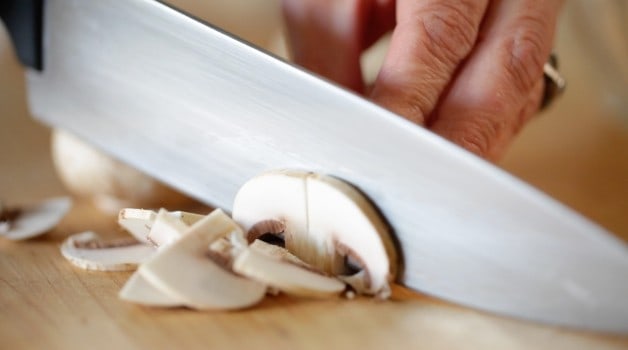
[[233, 169, 308, 245], [307, 174, 397, 295]]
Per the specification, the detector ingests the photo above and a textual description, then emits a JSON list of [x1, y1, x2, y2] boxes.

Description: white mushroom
[[146, 209, 189, 247], [232, 171, 397, 298], [60, 231, 155, 271], [169, 210, 206, 226], [248, 239, 311, 269], [234, 240, 346, 298], [118, 208, 206, 244], [0, 197, 72, 240], [138, 209, 266, 310], [119, 271, 180, 307], [118, 208, 157, 242]]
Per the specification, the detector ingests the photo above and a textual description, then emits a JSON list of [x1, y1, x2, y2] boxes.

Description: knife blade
[[3, 0, 628, 333]]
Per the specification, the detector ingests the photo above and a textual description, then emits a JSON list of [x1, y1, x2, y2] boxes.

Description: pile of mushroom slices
[[60, 170, 399, 310]]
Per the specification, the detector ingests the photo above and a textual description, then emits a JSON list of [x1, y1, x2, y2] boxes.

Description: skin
[[282, 0, 564, 161]]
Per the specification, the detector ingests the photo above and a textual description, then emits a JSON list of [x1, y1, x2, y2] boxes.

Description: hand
[[282, 0, 564, 161]]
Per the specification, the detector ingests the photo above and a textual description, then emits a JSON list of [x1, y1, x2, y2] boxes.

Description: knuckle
[[452, 115, 506, 158], [502, 15, 549, 95], [374, 82, 431, 124], [409, 2, 481, 65]]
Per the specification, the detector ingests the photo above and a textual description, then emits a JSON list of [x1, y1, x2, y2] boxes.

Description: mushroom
[[248, 239, 312, 269], [119, 271, 180, 307], [118, 208, 205, 245], [233, 240, 346, 298], [138, 209, 266, 310], [145, 209, 189, 247], [232, 170, 397, 298], [0, 197, 72, 240], [60, 231, 155, 271], [118, 208, 157, 242]]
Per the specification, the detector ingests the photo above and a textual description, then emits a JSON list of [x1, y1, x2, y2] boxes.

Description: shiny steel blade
[[27, 0, 628, 333]]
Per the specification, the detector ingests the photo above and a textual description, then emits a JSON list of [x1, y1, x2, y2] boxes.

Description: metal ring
[[540, 53, 566, 111]]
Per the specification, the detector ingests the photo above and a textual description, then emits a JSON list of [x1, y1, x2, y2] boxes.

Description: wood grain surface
[[1, 2, 627, 349]]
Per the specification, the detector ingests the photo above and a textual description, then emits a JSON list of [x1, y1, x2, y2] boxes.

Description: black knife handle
[[0, 0, 44, 70]]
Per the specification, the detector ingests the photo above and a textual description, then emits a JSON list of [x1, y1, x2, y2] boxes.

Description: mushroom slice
[[118, 208, 157, 242], [146, 209, 189, 247], [249, 239, 312, 270], [119, 271, 180, 307], [232, 171, 397, 298], [139, 209, 266, 310], [118, 208, 205, 244], [168, 210, 205, 226], [234, 243, 345, 298], [0, 197, 72, 240], [60, 231, 155, 271]]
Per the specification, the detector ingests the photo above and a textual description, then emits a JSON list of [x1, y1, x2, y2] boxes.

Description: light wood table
[[1, 3, 627, 349]]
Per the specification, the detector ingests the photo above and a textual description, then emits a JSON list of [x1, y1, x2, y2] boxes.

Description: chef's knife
[[2, 0, 628, 333]]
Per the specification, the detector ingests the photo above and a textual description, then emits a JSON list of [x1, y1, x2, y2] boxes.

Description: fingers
[[370, 0, 489, 124], [429, 0, 564, 160], [283, 0, 394, 93]]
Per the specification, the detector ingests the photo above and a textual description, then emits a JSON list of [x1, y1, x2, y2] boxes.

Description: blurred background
[[0, 0, 626, 237]]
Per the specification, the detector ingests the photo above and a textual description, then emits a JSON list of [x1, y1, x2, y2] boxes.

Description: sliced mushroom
[[118, 208, 157, 242], [249, 239, 313, 271], [119, 271, 180, 307], [232, 171, 397, 298], [233, 242, 346, 298], [169, 210, 205, 226], [0, 197, 72, 240], [139, 209, 266, 310], [60, 231, 155, 271], [146, 209, 189, 247]]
